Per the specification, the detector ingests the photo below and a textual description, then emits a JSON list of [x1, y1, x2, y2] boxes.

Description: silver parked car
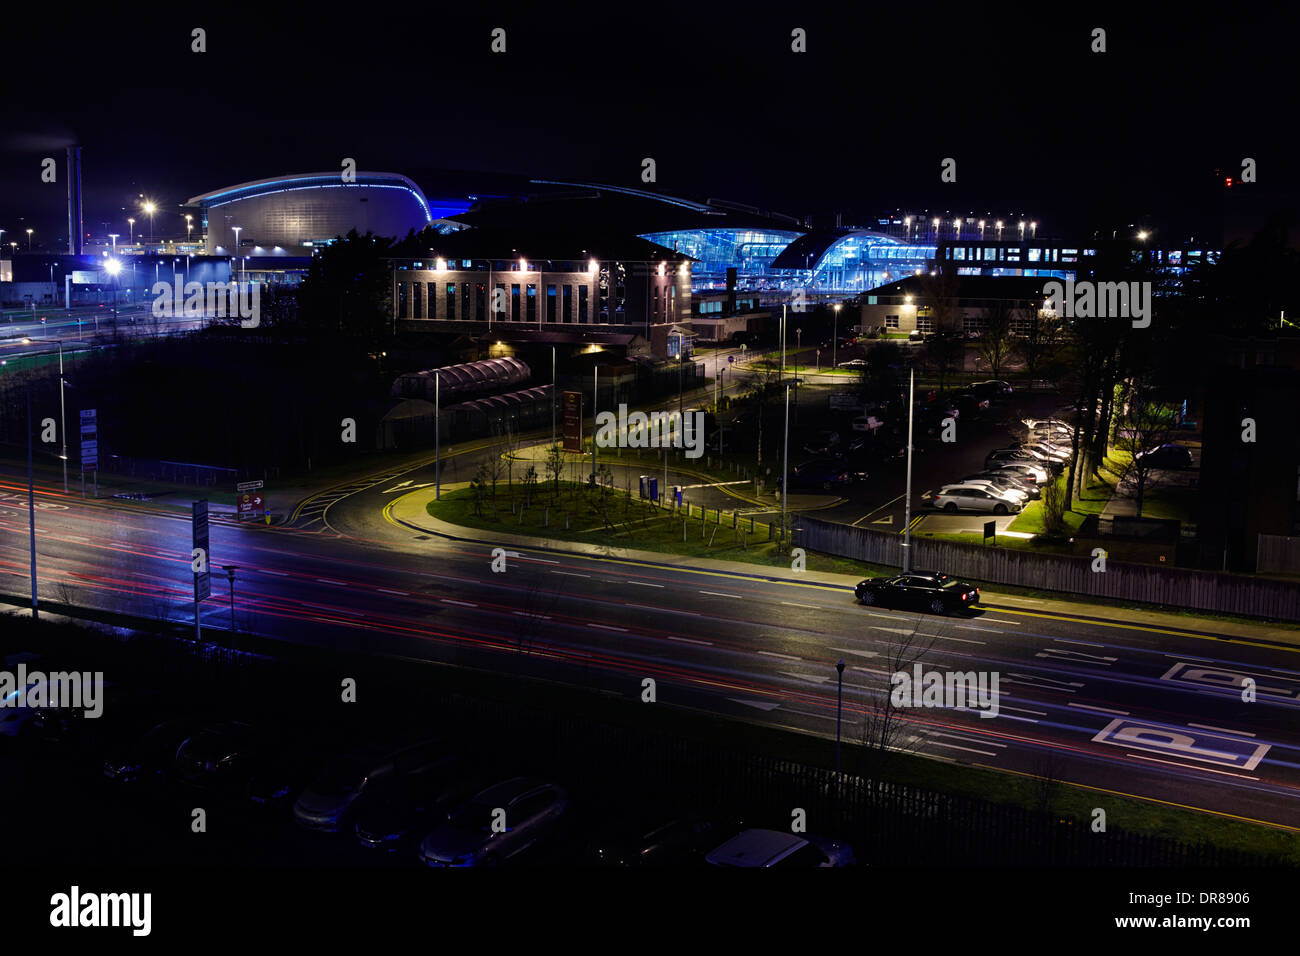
[[705, 828, 855, 867], [417, 777, 569, 867], [293, 738, 456, 833], [931, 485, 1024, 514]]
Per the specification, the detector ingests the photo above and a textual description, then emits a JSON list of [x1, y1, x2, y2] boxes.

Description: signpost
[[236, 479, 264, 522], [562, 390, 583, 453], [984, 519, 996, 546], [79, 409, 97, 498], [192, 500, 210, 641]]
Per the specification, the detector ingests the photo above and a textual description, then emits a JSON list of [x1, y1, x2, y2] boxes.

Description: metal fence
[[795, 515, 1300, 621]]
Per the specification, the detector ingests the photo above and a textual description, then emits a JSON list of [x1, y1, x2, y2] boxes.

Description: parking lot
[[754, 382, 1071, 530]]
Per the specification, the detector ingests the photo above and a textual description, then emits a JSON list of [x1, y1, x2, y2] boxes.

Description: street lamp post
[[128, 218, 135, 246], [222, 565, 239, 634], [26, 228, 33, 251], [781, 384, 790, 548], [434, 371, 441, 501], [26, 384, 38, 619], [58, 341, 67, 493], [902, 367, 915, 573], [833, 303, 841, 372], [835, 659, 845, 776]]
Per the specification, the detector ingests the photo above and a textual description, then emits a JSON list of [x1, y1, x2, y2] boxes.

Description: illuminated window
[[526, 283, 537, 323]]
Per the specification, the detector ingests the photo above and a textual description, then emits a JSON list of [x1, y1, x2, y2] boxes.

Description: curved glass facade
[[639, 229, 803, 290]]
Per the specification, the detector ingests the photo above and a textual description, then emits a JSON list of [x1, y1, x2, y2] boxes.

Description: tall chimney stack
[[67, 145, 83, 256]]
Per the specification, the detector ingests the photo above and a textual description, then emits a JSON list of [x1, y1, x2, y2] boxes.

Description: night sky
[[3, 7, 1297, 247]]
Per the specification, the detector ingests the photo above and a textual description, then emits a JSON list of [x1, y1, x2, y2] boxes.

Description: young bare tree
[[1111, 378, 1182, 517], [1017, 308, 1066, 380], [976, 303, 1016, 378], [544, 443, 565, 501], [854, 619, 937, 787]]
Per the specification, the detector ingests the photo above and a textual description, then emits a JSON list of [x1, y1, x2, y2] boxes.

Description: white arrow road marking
[[1036, 648, 1116, 664], [925, 730, 1007, 748], [1068, 702, 1130, 716], [779, 672, 833, 684], [728, 698, 781, 711], [382, 480, 435, 493], [758, 650, 802, 661], [1008, 672, 1084, 686], [830, 647, 879, 659]]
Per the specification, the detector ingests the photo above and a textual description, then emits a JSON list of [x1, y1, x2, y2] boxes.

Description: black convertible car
[[854, 571, 980, 615]]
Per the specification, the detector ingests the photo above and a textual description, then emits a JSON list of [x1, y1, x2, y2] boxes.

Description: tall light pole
[[835, 659, 845, 776], [186, 214, 193, 244], [902, 367, 915, 574], [222, 565, 239, 633], [128, 218, 135, 246], [26, 228, 33, 251], [143, 201, 156, 246], [434, 371, 441, 501], [58, 340, 67, 493], [591, 365, 599, 484], [108, 233, 118, 253], [26, 384, 38, 619], [781, 383, 790, 547], [550, 346, 556, 448], [833, 303, 841, 371], [780, 304, 786, 386]]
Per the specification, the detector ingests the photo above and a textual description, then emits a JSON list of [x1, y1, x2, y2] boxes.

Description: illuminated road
[[1, 463, 1298, 833]]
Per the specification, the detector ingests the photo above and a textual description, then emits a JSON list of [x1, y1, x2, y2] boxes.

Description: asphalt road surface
[[0, 463, 1297, 833]]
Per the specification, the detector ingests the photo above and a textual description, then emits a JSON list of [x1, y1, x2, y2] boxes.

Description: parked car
[[587, 816, 740, 868], [102, 718, 198, 789], [986, 460, 1049, 484], [951, 390, 991, 416], [961, 471, 1041, 499], [1022, 418, 1073, 431], [173, 721, 262, 795], [355, 776, 469, 854], [246, 735, 328, 813], [855, 571, 980, 615], [293, 737, 457, 833], [417, 778, 569, 867], [1019, 442, 1070, 463], [705, 829, 856, 867], [985, 449, 1051, 479], [971, 380, 1014, 398], [782, 459, 863, 491], [801, 430, 842, 456], [943, 479, 1028, 504], [1135, 443, 1193, 470], [931, 485, 1024, 514]]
